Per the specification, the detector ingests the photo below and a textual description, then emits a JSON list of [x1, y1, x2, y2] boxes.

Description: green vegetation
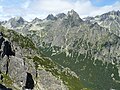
[[39, 44, 120, 90], [0, 73, 19, 90], [0, 26, 36, 49], [0, 73, 18, 90], [1, 24, 120, 90], [0, 26, 36, 89], [1, 73, 13, 86], [32, 55, 90, 90]]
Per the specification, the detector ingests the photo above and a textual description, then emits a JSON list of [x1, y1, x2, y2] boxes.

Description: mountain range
[[0, 10, 120, 90]]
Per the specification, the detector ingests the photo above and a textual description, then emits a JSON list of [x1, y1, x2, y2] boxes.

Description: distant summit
[[3, 16, 26, 28], [32, 17, 42, 23], [61, 9, 83, 27], [97, 10, 120, 21], [67, 9, 82, 21], [84, 10, 120, 36], [56, 13, 66, 19], [46, 14, 57, 20], [103, 10, 120, 16]]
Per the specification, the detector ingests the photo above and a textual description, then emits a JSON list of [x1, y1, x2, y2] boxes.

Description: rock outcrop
[[0, 84, 12, 90]]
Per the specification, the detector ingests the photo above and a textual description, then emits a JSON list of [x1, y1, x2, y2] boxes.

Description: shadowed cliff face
[[2, 41, 15, 58], [25, 72, 34, 89], [0, 84, 12, 90]]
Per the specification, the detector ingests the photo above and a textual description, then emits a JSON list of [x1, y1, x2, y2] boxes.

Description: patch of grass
[[32, 55, 90, 90], [0, 26, 36, 49], [1, 73, 13, 87], [39, 43, 120, 90]]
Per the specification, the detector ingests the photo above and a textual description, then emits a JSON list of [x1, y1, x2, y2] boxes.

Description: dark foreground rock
[[0, 84, 12, 90]]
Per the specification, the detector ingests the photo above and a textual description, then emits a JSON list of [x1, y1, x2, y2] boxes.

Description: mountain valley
[[0, 10, 120, 90]]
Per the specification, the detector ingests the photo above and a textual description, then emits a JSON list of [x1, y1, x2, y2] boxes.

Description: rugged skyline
[[0, 8, 120, 90]]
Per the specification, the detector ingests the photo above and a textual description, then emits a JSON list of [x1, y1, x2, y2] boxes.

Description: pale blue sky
[[0, 0, 120, 21], [90, 0, 119, 6], [0, 0, 119, 7]]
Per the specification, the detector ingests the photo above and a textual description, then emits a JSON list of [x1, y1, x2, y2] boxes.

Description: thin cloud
[[22, 0, 31, 9], [0, 6, 3, 12], [0, 0, 120, 21], [89, 1, 120, 17]]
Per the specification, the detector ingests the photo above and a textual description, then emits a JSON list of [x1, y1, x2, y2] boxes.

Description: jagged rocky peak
[[107, 10, 120, 16], [62, 9, 83, 27], [90, 22, 100, 28], [95, 10, 120, 20], [0, 20, 7, 25], [14, 16, 24, 21], [9, 16, 25, 24], [84, 10, 120, 22], [67, 9, 83, 21], [6, 16, 25, 28], [67, 9, 77, 15], [56, 13, 66, 19], [32, 17, 42, 23], [46, 14, 57, 20]]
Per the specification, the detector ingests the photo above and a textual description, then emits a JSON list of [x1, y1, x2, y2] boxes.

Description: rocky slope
[[0, 10, 120, 90], [84, 10, 120, 36], [0, 26, 89, 90], [26, 10, 120, 90]]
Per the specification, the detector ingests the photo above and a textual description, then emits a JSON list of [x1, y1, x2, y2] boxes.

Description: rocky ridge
[[84, 10, 120, 36], [0, 10, 120, 90]]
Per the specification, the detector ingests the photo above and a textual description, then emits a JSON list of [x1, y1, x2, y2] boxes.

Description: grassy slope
[[32, 55, 90, 90], [39, 44, 120, 90]]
